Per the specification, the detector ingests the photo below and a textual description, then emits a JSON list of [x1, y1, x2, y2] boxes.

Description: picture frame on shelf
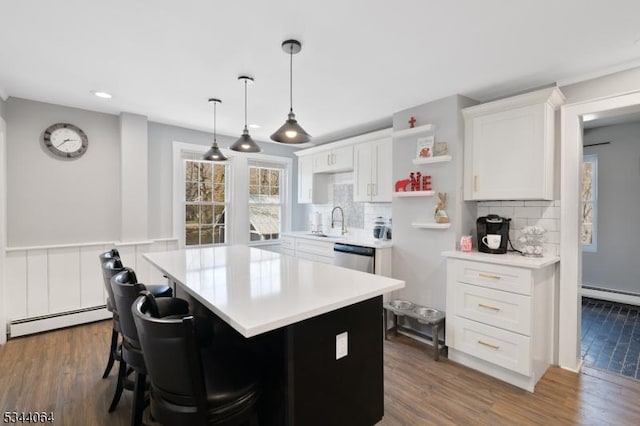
[[434, 141, 449, 156], [416, 135, 435, 159]]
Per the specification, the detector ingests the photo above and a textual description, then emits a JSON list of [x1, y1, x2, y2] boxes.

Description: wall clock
[[43, 123, 88, 158]]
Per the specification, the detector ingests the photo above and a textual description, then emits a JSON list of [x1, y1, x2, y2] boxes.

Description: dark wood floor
[[1, 321, 640, 425]]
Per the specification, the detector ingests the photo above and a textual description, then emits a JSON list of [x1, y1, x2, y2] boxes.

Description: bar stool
[[132, 292, 261, 426]]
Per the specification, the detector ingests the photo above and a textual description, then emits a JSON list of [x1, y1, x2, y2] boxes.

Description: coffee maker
[[476, 215, 510, 254]]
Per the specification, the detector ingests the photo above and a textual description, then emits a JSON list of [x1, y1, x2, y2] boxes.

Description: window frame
[[172, 141, 292, 248], [248, 162, 285, 243], [581, 154, 598, 252]]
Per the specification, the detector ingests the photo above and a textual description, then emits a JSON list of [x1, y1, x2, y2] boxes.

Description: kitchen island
[[144, 245, 404, 425]]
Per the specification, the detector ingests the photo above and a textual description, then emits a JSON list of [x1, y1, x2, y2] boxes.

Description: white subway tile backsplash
[[514, 206, 542, 219], [475, 199, 560, 258], [524, 200, 554, 207], [541, 206, 560, 219], [477, 207, 489, 217]]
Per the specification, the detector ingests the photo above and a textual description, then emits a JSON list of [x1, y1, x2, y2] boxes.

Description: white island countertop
[[144, 245, 404, 338], [441, 250, 560, 269]]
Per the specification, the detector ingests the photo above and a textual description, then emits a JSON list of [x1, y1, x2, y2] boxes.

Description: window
[[581, 154, 598, 252], [249, 163, 283, 241], [184, 159, 227, 246]]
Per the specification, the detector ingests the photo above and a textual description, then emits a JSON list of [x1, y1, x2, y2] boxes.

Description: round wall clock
[[43, 123, 88, 158]]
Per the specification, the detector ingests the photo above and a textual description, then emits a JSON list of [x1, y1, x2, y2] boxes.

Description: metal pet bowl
[[413, 307, 441, 318], [389, 300, 414, 310]]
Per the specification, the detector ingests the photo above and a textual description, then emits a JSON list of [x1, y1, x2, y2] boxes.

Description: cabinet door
[[313, 151, 332, 173], [371, 139, 392, 202], [298, 155, 314, 203], [330, 146, 354, 172], [353, 143, 374, 202], [465, 103, 553, 200]]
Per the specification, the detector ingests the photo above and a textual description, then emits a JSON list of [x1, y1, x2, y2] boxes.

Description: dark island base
[[179, 288, 384, 426]]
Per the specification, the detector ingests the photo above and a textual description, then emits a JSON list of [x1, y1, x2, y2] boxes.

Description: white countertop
[[441, 250, 560, 269], [282, 231, 393, 249], [144, 245, 404, 337]]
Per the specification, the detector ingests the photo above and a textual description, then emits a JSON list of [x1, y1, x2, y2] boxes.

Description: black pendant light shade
[[202, 98, 228, 161], [230, 76, 261, 153], [270, 39, 311, 144]]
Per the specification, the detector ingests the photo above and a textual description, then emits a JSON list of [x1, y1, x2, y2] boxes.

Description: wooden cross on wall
[[408, 116, 417, 128]]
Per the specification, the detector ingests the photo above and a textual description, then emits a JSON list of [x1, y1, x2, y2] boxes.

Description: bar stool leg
[[393, 314, 399, 336], [109, 359, 127, 412], [131, 371, 146, 426], [432, 322, 440, 361], [102, 327, 118, 378]]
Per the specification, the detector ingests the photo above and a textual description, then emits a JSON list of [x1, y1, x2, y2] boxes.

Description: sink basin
[[389, 300, 414, 310]]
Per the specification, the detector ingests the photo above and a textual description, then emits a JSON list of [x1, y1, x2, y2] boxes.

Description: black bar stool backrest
[[132, 293, 207, 410], [110, 268, 145, 347], [101, 258, 125, 314]]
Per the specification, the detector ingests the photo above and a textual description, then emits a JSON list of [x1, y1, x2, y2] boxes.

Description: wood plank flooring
[[1, 320, 639, 425]]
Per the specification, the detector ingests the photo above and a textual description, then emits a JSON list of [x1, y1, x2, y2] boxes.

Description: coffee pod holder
[[518, 225, 546, 257]]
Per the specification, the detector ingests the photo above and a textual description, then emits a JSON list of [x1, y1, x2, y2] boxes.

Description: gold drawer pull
[[479, 272, 501, 280], [477, 340, 500, 350], [478, 303, 500, 311]]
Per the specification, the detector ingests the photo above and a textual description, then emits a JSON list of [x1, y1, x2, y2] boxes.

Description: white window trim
[[582, 154, 598, 252], [248, 163, 286, 246], [172, 141, 292, 248]]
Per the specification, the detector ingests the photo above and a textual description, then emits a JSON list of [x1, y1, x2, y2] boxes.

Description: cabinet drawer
[[450, 317, 531, 376], [454, 282, 531, 335], [454, 259, 532, 295], [295, 251, 334, 264], [295, 239, 335, 258], [280, 237, 295, 251]]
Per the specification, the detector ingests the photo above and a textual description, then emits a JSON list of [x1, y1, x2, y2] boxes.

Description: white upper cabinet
[[313, 145, 354, 173], [354, 138, 392, 202], [463, 87, 565, 201], [298, 155, 329, 204]]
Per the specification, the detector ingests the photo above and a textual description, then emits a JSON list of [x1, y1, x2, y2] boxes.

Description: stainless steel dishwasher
[[333, 243, 375, 274]]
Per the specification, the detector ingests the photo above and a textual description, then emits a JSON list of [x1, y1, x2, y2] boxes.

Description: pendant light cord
[[213, 100, 217, 142], [289, 44, 294, 113], [244, 78, 248, 129]]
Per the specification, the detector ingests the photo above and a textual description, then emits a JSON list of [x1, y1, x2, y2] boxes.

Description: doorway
[[560, 90, 640, 371]]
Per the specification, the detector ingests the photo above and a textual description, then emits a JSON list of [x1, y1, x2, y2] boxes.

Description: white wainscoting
[[5, 238, 178, 337]]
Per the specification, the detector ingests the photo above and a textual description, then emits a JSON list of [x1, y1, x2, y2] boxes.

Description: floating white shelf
[[411, 222, 452, 229], [412, 155, 452, 165], [392, 124, 435, 139], [393, 190, 435, 198]]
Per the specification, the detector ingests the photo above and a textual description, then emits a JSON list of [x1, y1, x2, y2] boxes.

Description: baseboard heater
[[8, 305, 111, 338], [582, 285, 640, 306]]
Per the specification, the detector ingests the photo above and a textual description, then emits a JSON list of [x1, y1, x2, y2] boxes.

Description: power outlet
[[336, 332, 348, 359]]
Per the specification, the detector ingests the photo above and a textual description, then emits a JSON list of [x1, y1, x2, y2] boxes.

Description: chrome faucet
[[331, 206, 347, 235]]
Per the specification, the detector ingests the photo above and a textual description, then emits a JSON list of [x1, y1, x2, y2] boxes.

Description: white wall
[[6, 98, 121, 246], [582, 122, 640, 295], [1, 116, 7, 343], [390, 95, 476, 311], [147, 122, 303, 238]]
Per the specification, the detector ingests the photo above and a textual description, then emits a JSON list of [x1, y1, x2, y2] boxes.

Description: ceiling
[[2, 0, 640, 146]]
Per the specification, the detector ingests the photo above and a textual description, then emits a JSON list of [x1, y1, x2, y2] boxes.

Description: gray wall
[[582, 122, 640, 295], [6, 98, 120, 246], [391, 95, 476, 311], [0, 97, 6, 120], [562, 67, 640, 104], [147, 122, 303, 238], [5, 97, 303, 247]]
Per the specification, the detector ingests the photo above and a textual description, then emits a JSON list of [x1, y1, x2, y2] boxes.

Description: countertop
[[144, 245, 404, 337], [282, 231, 394, 249], [441, 250, 560, 269]]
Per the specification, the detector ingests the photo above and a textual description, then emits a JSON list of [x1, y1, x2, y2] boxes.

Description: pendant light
[[270, 39, 311, 144], [202, 98, 228, 161], [230, 75, 261, 153]]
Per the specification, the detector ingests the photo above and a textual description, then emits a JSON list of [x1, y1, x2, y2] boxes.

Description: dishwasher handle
[[333, 243, 375, 257]]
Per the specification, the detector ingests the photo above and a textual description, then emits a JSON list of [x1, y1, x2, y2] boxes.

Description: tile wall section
[[477, 200, 561, 256], [307, 172, 392, 237]]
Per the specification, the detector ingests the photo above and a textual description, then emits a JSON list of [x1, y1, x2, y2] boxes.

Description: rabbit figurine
[[434, 192, 450, 223]]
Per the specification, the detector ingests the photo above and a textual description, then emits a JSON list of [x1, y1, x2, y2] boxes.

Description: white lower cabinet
[[294, 238, 335, 264], [444, 254, 557, 392]]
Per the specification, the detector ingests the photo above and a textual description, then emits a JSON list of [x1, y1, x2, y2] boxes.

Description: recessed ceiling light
[[91, 90, 112, 99], [249, 124, 261, 129]]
